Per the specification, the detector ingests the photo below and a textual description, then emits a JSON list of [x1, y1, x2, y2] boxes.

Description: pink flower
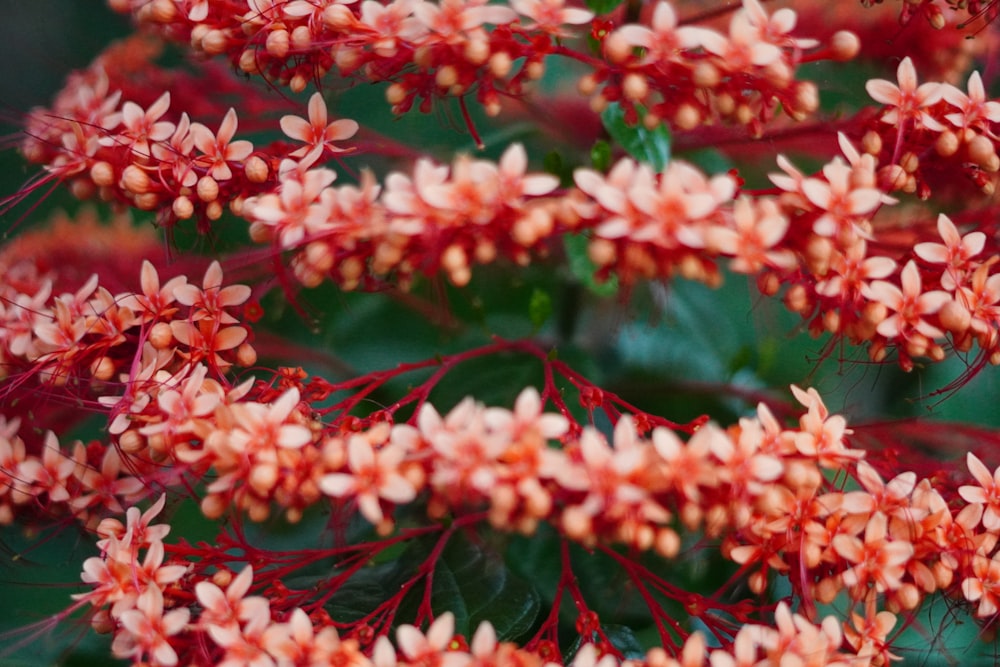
[[790, 385, 863, 469], [839, 460, 925, 528], [114, 586, 190, 666], [510, 0, 592, 34], [413, 0, 517, 42], [815, 241, 896, 300], [611, 1, 711, 62], [914, 213, 985, 290], [196, 566, 270, 633], [243, 163, 337, 248], [962, 554, 1000, 617], [959, 452, 1000, 532], [189, 108, 254, 181], [419, 398, 507, 495], [319, 436, 417, 525], [863, 260, 950, 340], [942, 70, 1000, 130], [174, 261, 252, 324], [280, 93, 359, 166], [227, 388, 313, 453], [496, 143, 559, 200], [865, 57, 945, 130], [357, 0, 428, 58], [395, 613, 470, 667], [101, 91, 175, 158], [833, 512, 914, 592], [119, 260, 188, 321], [96, 493, 171, 549], [800, 157, 882, 238], [706, 197, 795, 273]]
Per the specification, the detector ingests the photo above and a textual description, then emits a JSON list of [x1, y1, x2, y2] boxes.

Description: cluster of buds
[[0, 418, 146, 527], [57, 364, 1000, 666], [108, 0, 595, 118], [18, 35, 348, 231], [866, 0, 1000, 30], [850, 57, 1000, 200], [243, 142, 563, 288], [70, 495, 866, 667], [588, 0, 860, 135], [100, 0, 857, 137]]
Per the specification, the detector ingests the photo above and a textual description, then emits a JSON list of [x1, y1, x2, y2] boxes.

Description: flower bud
[[201, 29, 228, 55], [291, 25, 312, 51], [324, 4, 354, 28], [197, 175, 219, 202], [149, 321, 175, 349], [244, 155, 269, 183], [489, 52, 512, 78], [968, 134, 997, 169], [622, 73, 648, 102], [830, 31, 860, 61], [603, 31, 631, 63], [266, 29, 290, 59], [938, 300, 971, 333], [90, 161, 115, 187], [693, 62, 720, 88], [173, 195, 195, 220], [121, 164, 151, 194], [935, 130, 959, 157], [674, 104, 701, 131]]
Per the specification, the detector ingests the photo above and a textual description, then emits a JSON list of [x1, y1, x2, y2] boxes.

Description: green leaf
[[585, 0, 625, 16], [320, 536, 433, 626], [590, 140, 612, 172], [564, 233, 618, 297], [529, 288, 553, 331], [430, 531, 541, 641], [601, 625, 646, 660], [543, 150, 575, 188], [601, 103, 671, 172], [322, 561, 403, 624], [563, 624, 644, 662]]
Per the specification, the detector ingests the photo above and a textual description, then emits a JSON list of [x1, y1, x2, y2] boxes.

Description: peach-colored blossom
[[865, 57, 945, 130], [280, 92, 359, 166], [959, 452, 1000, 532], [319, 435, 416, 524], [863, 260, 950, 340], [114, 586, 190, 666], [913, 213, 986, 291], [189, 108, 254, 181], [941, 70, 1000, 130]]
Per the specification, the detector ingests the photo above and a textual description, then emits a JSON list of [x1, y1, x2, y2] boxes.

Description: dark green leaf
[[601, 103, 671, 172], [529, 288, 553, 331], [321, 535, 435, 626], [564, 624, 646, 662], [590, 140, 612, 172], [504, 524, 563, 605], [569, 545, 655, 628], [430, 531, 540, 641], [585, 0, 625, 16], [543, 150, 575, 188], [321, 561, 407, 624], [601, 625, 646, 660]]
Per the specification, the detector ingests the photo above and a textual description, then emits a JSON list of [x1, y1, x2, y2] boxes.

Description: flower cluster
[[60, 369, 1000, 666], [102, 0, 853, 138], [243, 142, 561, 289], [12, 0, 1000, 665], [589, 0, 857, 136]]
